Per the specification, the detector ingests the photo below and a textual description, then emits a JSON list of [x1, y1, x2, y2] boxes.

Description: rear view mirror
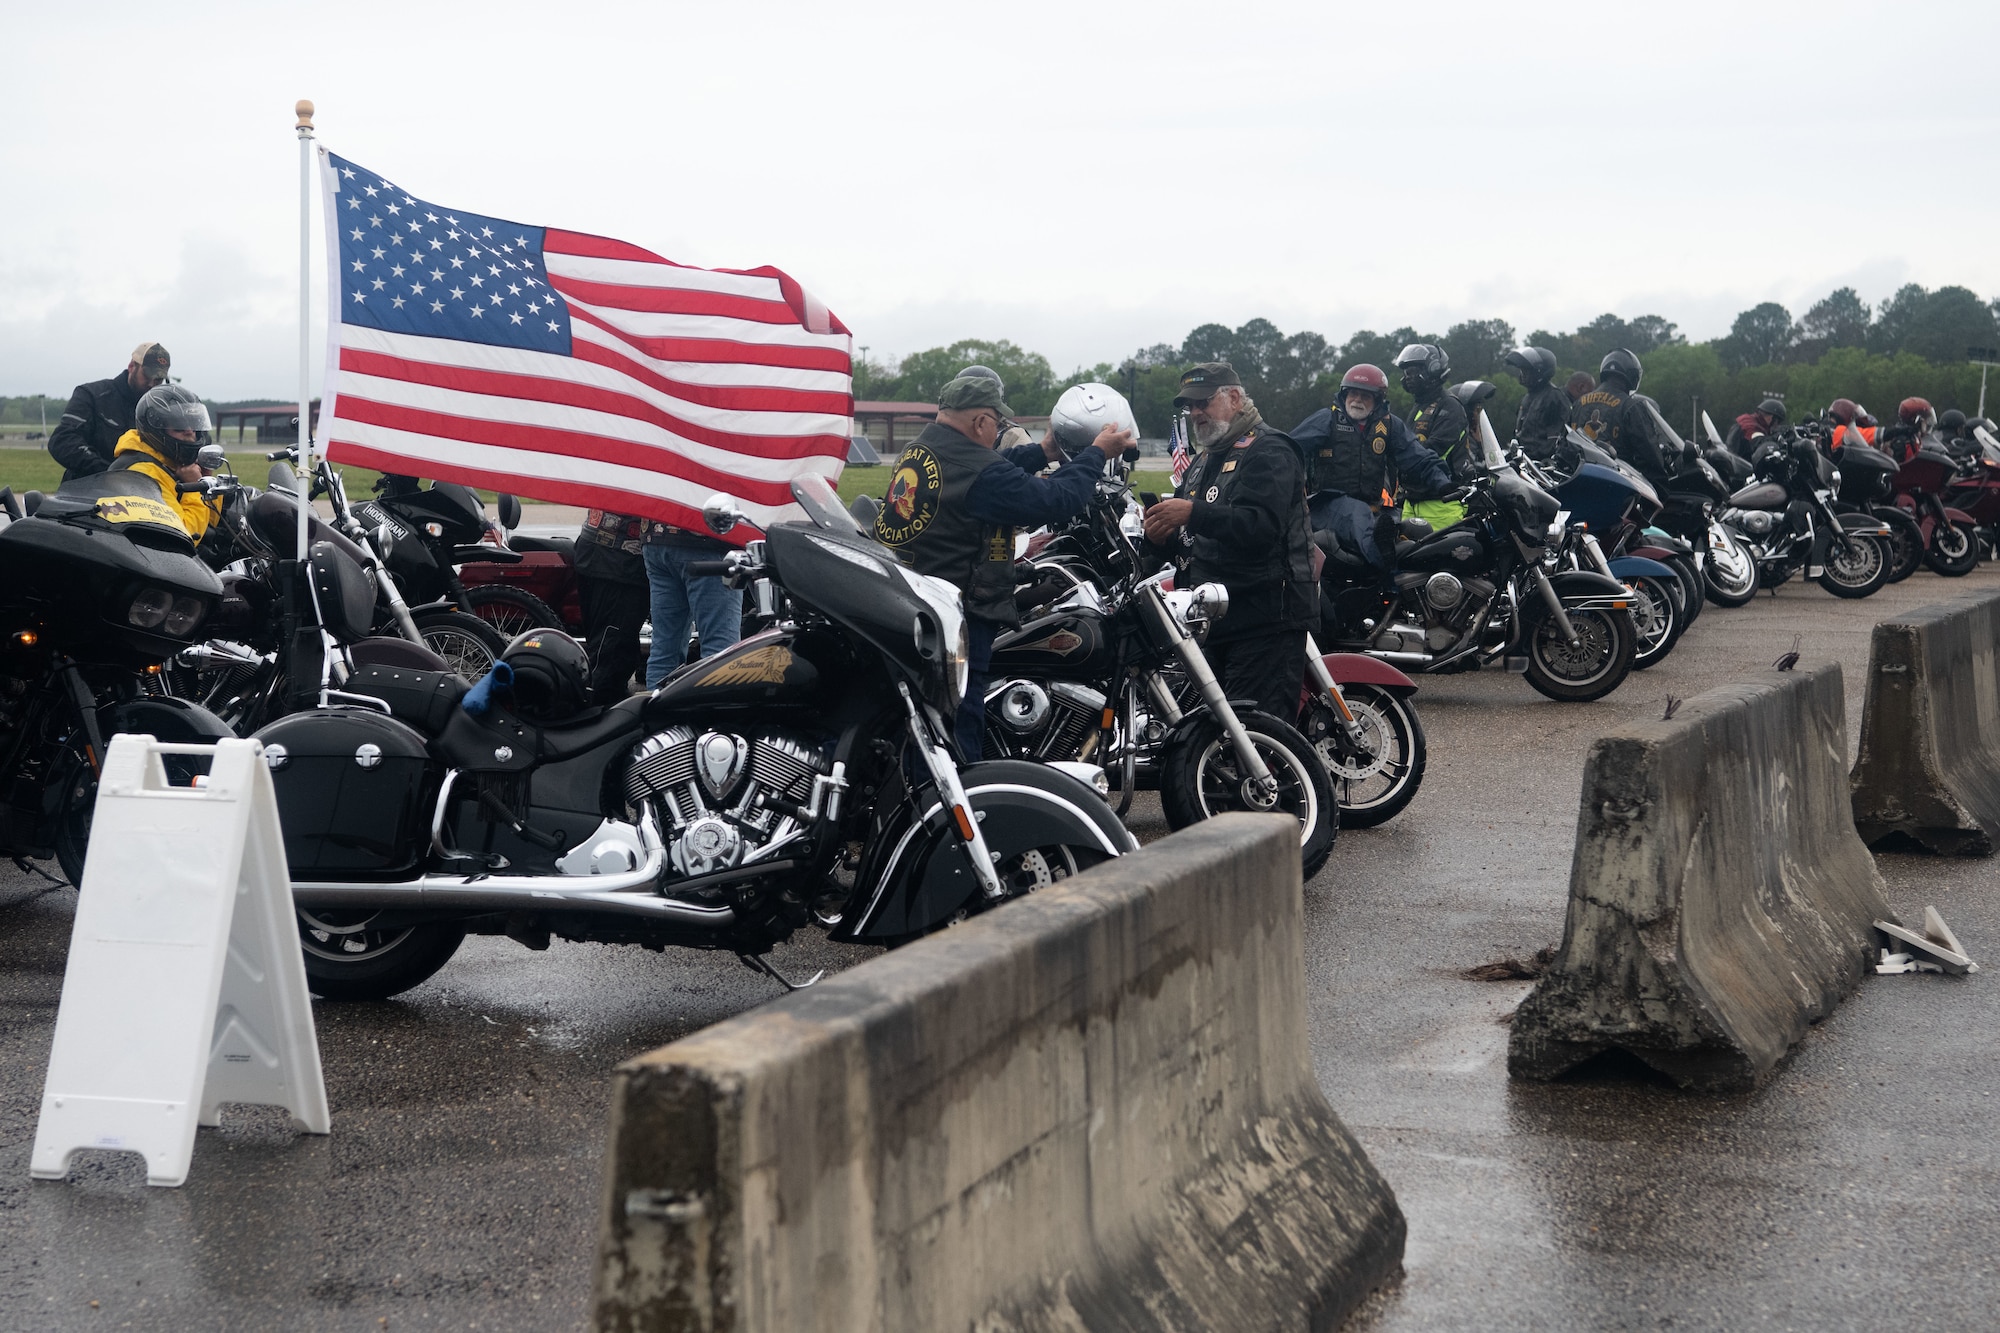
[[197, 443, 228, 473], [703, 494, 742, 536], [496, 493, 522, 530]]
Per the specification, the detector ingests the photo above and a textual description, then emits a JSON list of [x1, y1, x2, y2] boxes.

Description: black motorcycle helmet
[[1503, 346, 1557, 388], [1393, 343, 1450, 396], [1757, 397, 1787, 424], [1597, 348, 1643, 391], [1448, 380, 1499, 415], [134, 383, 213, 467], [1939, 408, 1968, 434], [502, 629, 592, 723]]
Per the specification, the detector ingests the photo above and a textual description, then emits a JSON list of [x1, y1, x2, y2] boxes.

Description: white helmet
[[1049, 382, 1138, 455]]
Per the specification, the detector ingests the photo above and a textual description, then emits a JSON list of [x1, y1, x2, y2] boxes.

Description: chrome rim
[[1308, 692, 1411, 814], [297, 908, 416, 962], [1826, 536, 1883, 585], [1628, 579, 1674, 652], [423, 627, 498, 678], [1533, 609, 1618, 685], [1193, 729, 1322, 846]]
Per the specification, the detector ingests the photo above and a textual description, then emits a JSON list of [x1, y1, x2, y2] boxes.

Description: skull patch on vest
[[875, 445, 945, 545]]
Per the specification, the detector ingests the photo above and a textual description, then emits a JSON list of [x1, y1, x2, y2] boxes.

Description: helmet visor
[[150, 399, 214, 434]]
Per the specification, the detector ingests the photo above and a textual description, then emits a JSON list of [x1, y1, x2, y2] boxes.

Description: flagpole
[[295, 99, 315, 565]]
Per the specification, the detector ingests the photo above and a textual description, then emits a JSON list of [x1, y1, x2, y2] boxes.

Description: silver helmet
[[1049, 382, 1138, 455]]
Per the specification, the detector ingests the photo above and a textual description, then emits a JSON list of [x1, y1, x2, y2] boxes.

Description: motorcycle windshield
[[1975, 424, 2000, 466], [1701, 411, 1725, 449], [1643, 399, 1691, 457], [1476, 411, 1507, 472], [791, 474, 867, 538]]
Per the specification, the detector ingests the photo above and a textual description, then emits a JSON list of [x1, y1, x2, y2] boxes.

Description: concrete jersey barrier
[[1849, 587, 2000, 855], [1509, 662, 1894, 1091], [593, 813, 1404, 1332]]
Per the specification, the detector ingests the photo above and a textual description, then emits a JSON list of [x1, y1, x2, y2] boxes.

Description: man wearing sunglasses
[[1142, 363, 1316, 723], [876, 372, 1131, 759], [48, 341, 173, 482]]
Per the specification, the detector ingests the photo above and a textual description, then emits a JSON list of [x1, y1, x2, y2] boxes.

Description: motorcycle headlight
[[164, 595, 207, 639], [127, 587, 173, 629], [895, 565, 969, 707]]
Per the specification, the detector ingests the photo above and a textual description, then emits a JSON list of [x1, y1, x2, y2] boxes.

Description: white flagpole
[[295, 99, 315, 565]]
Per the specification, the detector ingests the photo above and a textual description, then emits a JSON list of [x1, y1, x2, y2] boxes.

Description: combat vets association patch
[[874, 445, 944, 544]]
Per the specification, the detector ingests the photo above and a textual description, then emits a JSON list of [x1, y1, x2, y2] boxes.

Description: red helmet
[[1826, 398, 1858, 425], [1340, 364, 1389, 397], [1899, 396, 1935, 427]]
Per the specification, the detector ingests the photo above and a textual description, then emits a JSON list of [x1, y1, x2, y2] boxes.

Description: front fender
[[101, 695, 236, 744], [1607, 556, 1677, 582], [833, 759, 1136, 944], [1943, 505, 1975, 526], [1548, 570, 1630, 600], [1835, 511, 1893, 536], [1318, 652, 1417, 693]]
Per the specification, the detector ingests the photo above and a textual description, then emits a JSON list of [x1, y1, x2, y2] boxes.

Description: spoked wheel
[[1879, 508, 1926, 582], [1818, 533, 1890, 598], [1522, 607, 1636, 702], [1161, 710, 1337, 879], [1299, 683, 1425, 829], [1627, 574, 1685, 670], [1924, 519, 1982, 577], [413, 608, 510, 678], [1703, 526, 1759, 607], [297, 909, 466, 1001], [463, 585, 564, 639]]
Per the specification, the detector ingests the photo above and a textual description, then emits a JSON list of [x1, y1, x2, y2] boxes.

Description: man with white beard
[[1142, 363, 1317, 722]]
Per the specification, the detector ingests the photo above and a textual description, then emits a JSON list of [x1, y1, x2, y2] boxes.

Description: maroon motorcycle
[[1892, 447, 1982, 577]]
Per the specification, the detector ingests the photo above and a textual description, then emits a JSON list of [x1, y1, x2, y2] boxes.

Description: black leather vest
[[1306, 415, 1392, 502], [874, 422, 1019, 626]]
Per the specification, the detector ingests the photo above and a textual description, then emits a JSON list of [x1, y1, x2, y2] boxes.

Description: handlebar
[[686, 560, 729, 577]]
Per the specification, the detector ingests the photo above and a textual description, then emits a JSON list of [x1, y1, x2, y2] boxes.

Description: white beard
[[1194, 415, 1231, 447]]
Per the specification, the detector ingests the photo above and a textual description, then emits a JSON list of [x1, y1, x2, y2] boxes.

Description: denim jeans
[[643, 544, 744, 687], [954, 619, 998, 762]]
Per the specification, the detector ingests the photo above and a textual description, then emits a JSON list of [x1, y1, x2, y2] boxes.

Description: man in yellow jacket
[[58, 383, 223, 543]]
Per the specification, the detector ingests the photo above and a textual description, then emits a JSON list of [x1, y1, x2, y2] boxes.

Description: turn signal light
[[1612, 600, 1629, 609], [12, 630, 36, 647], [1101, 706, 1117, 730], [951, 805, 976, 840]]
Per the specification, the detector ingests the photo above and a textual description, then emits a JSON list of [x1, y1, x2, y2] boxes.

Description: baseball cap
[[130, 342, 172, 380], [1173, 362, 1241, 405], [936, 374, 1010, 415]]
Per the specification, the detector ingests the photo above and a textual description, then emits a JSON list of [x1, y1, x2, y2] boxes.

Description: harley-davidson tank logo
[[95, 494, 183, 528], [697, 643, 793, 687], [874, 445, 943, 545], [1014, 628, 1085, 657]]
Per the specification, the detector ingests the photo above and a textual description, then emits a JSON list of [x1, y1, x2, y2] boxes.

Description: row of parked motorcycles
[[4, 383, 1983, 1001]]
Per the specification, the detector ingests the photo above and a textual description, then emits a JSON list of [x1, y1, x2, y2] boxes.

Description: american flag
[[317, 151, 851, 540], [1168, 410, 1191, 487]]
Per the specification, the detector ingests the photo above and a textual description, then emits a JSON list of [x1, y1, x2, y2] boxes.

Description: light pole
[[1969, 346, 2000, 420]]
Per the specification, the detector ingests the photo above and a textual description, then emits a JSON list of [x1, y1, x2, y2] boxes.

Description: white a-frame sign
[[32, 734, 329, 1187]]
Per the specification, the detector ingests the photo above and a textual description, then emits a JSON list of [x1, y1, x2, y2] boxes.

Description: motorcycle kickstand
[[737, 952, 825, 992]]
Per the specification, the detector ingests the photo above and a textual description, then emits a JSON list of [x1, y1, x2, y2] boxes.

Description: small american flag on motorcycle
[[1168, 410, 1191, 487], [315, 150, 852, 543]]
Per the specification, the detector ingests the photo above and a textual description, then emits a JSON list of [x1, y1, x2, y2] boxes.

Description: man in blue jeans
[[642, 518, 744, 687]]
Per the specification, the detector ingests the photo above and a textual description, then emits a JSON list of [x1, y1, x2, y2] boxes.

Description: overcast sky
[[5, 0, 1995, 400]]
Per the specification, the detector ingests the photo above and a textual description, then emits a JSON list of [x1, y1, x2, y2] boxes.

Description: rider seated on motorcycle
[[1289, 364, 1450, 577], [1573, 349, 1680, 491], [1505, 346, 1571, 461], [1935, 408, 1977, 460], [1824, 398, 1875, 452], [1726, 398, 1787, 459], [54, 383, 222, 544], [1880, 397, 1937, 463]]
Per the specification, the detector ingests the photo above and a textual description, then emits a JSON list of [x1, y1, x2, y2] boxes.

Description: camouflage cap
[[130, 341, 171, 377], [1173, 362, 1241, 404], [936, 373, 1011, 415]]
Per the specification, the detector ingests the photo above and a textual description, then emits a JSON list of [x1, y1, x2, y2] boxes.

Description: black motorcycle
[[986, 466, 1339, 878], [257, 475, 1135, 1000], [0, 472, 236, 883], [1714, 430, 1894, 599], [1319, 415, 1639, 703], [350, 475, 562, 640]]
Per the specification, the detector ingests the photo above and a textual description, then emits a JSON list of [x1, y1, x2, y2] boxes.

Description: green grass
[[833, 465, 1175, 505]]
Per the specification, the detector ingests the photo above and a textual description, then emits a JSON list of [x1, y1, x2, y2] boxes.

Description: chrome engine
[[623, 727, 837, 877], [986, 678, 1108, 760]]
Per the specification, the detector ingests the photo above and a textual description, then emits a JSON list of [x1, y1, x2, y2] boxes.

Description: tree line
[[853, 282, 2000, 441]]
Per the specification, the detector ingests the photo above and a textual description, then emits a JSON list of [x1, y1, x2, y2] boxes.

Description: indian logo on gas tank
[[696, 643, 794, 688], [875, 445, 943, 545]]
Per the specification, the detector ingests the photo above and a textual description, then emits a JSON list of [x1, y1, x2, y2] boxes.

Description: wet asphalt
[[1, 565, 1996, 1330]]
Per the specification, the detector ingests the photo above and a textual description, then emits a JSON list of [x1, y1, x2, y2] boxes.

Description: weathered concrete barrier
[[1849, 587, 2000, 855], [1510, 663, 1893, 1091], [593, 814, 1404, 1332]]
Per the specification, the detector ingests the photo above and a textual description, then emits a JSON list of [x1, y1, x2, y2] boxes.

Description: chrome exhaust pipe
[[291, 877, 738, 924]]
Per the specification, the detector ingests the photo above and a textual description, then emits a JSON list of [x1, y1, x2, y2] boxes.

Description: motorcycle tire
[[1298, 683, 1425, 829], [297, 909, 467, 1001], [1924, 520, 1982, 577], [1627, 574, 1685, 671], [1703, 529, 1760, 607], [1878, 507, 1926, 582], [1522, 606, 1636, 703], [1818, 534, 1890, 598], [1160, 709, 1337, 879], [413, 607, 510, 679], [1666, 555, 1703, 627], [52, 730, 215, 887], [464, 584, 564, 639]]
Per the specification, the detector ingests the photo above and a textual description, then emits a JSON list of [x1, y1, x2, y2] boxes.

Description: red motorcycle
[[1944, 427, 2000, 563], [1892, 448, 1982, 577], [455, 495, 587, 637]]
